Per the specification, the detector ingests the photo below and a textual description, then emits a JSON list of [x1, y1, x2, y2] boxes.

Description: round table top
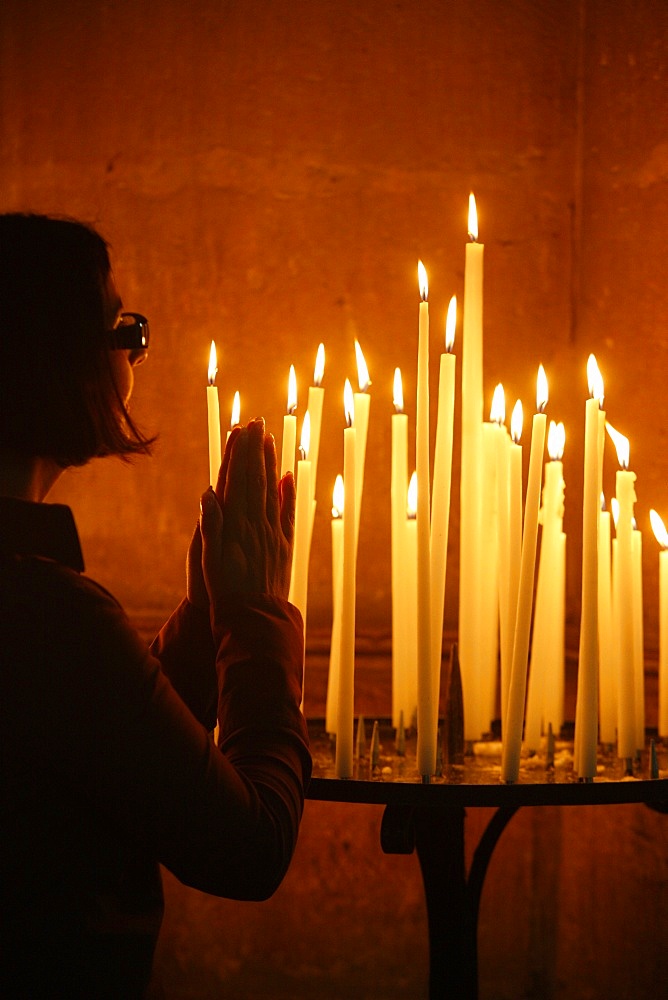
[[306, 719, 668, 810]]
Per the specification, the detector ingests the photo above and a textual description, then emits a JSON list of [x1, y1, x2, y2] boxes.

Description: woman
[[0, 214, 311, 998]]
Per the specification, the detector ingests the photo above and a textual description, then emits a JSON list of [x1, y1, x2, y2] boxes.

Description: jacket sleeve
[[150, 598, 218, 731], [50, 576, 311, 901]]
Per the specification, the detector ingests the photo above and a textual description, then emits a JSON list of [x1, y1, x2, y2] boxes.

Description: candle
[[336, 380, 357, 778], [575, 355, 604, 778], [206, 341, 222, 487], [288, 411, 312, 626], [280, 364, 297, 478], [598, 497, 616, 745], [480, 399, 501, 736], [632, 525, 645, 753], [502, 365, 548, 782], [504, 400, 524, 732], [459, 194, 485, 741], [415, 261, 434, 777], [649, 509, 668, 738], [492, 386, 511, 736], [405, 472, 419, 731], [307, 344, 325, 501], [326, 475, 344, 735], [525, 421, 566, 751], [226, 390, 240, 446], [353, 340, 371, 545], [607, 422, 637, 763], [391, 368, 409, 729], [430, 296, 456, 739]]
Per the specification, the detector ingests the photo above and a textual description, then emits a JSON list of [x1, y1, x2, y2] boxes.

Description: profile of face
[[103, 272, 145, 409]]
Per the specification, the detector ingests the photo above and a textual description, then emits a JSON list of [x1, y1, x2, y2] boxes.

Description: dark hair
[[0, 213, 154, 467]]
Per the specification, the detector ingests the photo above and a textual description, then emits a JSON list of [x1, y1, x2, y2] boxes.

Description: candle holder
[[306, 718, 667, 1000]]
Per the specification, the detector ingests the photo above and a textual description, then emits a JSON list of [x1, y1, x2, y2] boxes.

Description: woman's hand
[[199, 418, 296, 602]]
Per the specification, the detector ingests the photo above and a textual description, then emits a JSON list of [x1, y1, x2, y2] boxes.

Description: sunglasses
[[107, 312, 150, 355]]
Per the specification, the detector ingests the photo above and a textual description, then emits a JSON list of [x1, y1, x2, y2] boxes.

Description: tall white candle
[[353, 341, 371, 546], [607, 423, 637, 762], [405, 472, 419, 731], [207, 341, 222, 487], [650, 509, 668, 739], [598, 501, 616, 745], [504, 400, 524, 732], [326, 476, 344, 735], [307, 344, 325, 501], [459, 194, 485, 741], [525, 421, 565, 751], [502, 366, 548, 782], [391, 369, 409, 729], [288, 412, 312, 625], [430, 297, 456, 739], [492, 387, 510, 732], [416, 261, 434, 777], [575, 355, 604, 778], [281, 365, 297, 478], [480, 416, 500, 736], [336, 381, 357, 779], [632, 527, 645, 753]]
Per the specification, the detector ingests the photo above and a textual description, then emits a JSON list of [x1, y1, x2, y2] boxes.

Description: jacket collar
[[0, 497, 85, 572]]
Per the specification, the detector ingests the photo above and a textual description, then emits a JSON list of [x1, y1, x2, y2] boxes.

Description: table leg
[[381, 803, 519, 1000]]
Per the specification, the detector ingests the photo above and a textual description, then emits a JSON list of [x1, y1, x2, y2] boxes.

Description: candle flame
[[468, 193, 478, 242], [547, 420, 565, 461], [587, 353, 604, 404], [208, 341, 218, 385], [445, 295, 456, 352], [287, 364, 297, 414], [299, 410, 311, 460], [417, 260, 428, 302], [332, 474, 344, 518], [355, 340, 371, 392], [407, 471, 418, 518], [344, 378, 355, 427], [393, 367, 404, 413], [600, 491, 607, 512], [606, 422, 630, 469], [650, 508, 668, 549], [313, 343, 325, 386], [511, 399, 523, 443], [536, 364, 548, 413], [230, 390, 240, 428], [490, 383, 505, 425]]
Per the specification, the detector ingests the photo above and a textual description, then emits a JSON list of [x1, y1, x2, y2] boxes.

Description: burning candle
[[336, 381, 357, 778], [281, 365, 297, 478], [288, 412, 312, 627], [525, 420, 566, 752], [391, 368, 409, 730], [416, 260, 434, 777], [206, 341, 222, 487], [326, 475, 344, 735], [575, 355, 604, 778], [353, 341, 371, 544], [607, 422, 637, 763], [460, 193, 485, 741], [649, 509, 668, 739], [493, 386, 512, 736], [502, 365, 548, 782], [226, 390, 240, 446], [307, 344, 325, 500], [430, 296, 456, 739]]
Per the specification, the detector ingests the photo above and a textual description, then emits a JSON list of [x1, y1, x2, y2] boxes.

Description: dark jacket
[[0, 497, 311, 998]]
